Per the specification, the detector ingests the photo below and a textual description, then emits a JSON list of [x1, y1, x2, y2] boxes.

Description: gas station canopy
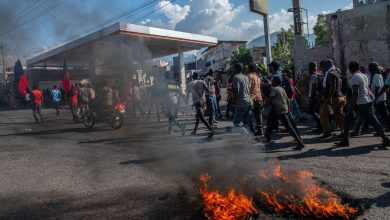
[[27, 23, 218, 73]]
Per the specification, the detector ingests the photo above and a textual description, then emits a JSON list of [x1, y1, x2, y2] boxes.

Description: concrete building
[[27, 23, 217, 92], [307, 0, 389, 72], [201, 41, 247, 72], [249, 47, 267, 66], [327, 0, 390, 72]]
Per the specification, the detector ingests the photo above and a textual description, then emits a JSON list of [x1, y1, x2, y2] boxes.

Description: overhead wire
[[0, 0, 68, 37], [0, 0, 45, 27], [19, 0, 181, 59]]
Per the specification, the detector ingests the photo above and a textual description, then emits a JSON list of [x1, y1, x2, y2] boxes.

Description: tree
[[228, 45, 252, 72], [313, 14, 328, 46], [272, 28, 295, 69]]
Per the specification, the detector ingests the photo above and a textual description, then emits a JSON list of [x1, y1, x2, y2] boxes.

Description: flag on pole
[[61, 59, 70, 96], [14, 59, 29, 96]]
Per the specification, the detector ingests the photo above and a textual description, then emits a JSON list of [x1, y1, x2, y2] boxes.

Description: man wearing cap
[[186, 72, 214, 136], [268, 61, 283, 78], [232, 63, 253, 128], [319, 59, 345, 140]]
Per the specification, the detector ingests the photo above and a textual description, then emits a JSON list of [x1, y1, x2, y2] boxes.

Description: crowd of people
[[22, 58, 390, 151], [187, 59, 390, 151]]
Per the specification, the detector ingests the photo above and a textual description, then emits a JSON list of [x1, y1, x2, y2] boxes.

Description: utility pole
[[263, 14, 272, 64], [292, 0, 308, 78], [249, 0, 272, 64], [0, 42, 5, 82]]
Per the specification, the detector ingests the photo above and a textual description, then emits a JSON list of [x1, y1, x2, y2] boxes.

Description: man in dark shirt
[[319, 59, 345, 140], [308, 62, 322, 133], [265, 76, 305, 151]]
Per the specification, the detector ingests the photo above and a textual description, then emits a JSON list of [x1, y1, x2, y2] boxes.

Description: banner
[[249, 0, 268, 15]]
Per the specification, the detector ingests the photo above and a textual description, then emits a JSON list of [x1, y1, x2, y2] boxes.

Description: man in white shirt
[[369, 62, 390, 130], [336, 61, 390, 148], [204, 69, 218, 128], [186, 72, 214, 136]]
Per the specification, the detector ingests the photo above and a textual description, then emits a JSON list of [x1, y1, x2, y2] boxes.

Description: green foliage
[[228, 45, 252, 72], [257, 63, 267, 76], [272, 28, 295, 69], [313, 14, 328, 45]]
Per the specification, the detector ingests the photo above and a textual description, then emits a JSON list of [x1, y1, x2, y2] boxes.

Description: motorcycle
[[83, 102, 126, 130]]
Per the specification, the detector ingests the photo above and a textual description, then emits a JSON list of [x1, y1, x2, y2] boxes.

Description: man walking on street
[[31, 85, 44, 123], [336, 61, 390, 148], [186, 72, 214, 136], [204, 69, 218, 128], [319, 59, 345, 140], [369, 62, 390, 130], [248, 64, 268, 136], [232, 63, 253, 128], [165, 76, 185, 136], [51, 85, 62, 116], [265, 76, 305, 150], [308, 62, 323, 133]]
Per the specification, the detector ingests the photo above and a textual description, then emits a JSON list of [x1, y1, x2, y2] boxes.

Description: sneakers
[[293, 144, 305, 151], [335, 140, 350, 147], [379, 139, 390, 149], [311, 128, 322, 134], [350, 131, 361, 137], [320, 134, 333, 140], [208, 130, 215, 137]]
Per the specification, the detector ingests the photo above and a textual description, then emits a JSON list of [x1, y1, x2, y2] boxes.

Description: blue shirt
[[273, 69, 283, 77], [51, 89, 62, 102]]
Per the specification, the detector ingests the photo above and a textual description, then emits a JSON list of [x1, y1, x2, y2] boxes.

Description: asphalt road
[[0, 106, 389, 220]]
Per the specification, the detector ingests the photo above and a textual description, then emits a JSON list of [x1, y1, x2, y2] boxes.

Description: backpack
[[281, 74, 294, 99], [336, 69, 352, 96]]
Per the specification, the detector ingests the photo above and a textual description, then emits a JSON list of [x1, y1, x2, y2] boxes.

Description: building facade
[[201, 41, 247, 72]]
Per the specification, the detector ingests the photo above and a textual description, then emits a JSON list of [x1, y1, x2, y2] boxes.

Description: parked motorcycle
[[83, 102, 126, 130]]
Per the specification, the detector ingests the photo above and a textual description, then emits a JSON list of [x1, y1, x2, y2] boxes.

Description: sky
[[0, 0, 352, 66]]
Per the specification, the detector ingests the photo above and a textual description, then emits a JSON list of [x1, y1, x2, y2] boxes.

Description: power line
[[19, 0, 162, 58], [0, 0, 45, 27], [20, 0, 179, 59], [0, 0, 68, 37], [133, 0, 178, 24], [4, 0, 158, 49]]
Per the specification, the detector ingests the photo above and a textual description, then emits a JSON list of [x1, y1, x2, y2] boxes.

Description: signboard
[[249, 0, 268, 15], [293, 7, 302, 35]]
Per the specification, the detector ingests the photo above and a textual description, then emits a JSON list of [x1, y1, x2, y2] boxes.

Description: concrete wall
[[326, 1, 390, 72], [306, 45, 333, 64], [28, 69, 91, 88]]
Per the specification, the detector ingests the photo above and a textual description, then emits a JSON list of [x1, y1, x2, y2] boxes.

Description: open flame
[[258, 159, 358, 219], [199, 160, 358, 219], [199, 173, 258, 220]]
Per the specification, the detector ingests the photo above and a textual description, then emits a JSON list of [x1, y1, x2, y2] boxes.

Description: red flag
[[19, 74, 29, 96], [61, 59, 70, 96], [14, 59, 29, 96]]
